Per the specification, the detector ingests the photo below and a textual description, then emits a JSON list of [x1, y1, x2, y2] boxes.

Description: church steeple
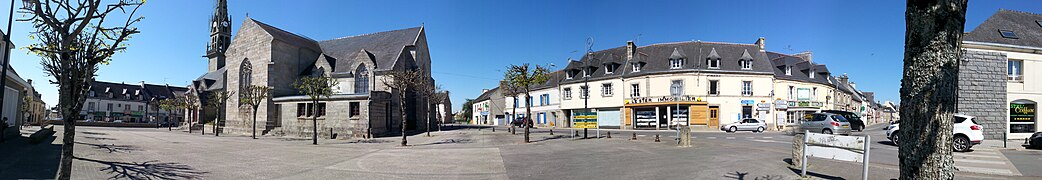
[[206, 0, 232, 72]]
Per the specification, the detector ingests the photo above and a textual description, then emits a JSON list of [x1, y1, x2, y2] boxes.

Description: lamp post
[[583, 37, 593, 139]]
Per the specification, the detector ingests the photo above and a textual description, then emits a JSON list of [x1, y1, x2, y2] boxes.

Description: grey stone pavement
[[1, 124, 1041, 180]]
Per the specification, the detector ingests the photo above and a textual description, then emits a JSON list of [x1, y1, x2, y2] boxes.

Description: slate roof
[[193, 67, 226, 91], [767, 52, 833, 86], [475, 87, 499, 101], [318, 27, 422, 72], [248, 18, 323, 52], [88, 81, 188, 101], [560, 41, 773, 84], [964, 9, 1042, 48]]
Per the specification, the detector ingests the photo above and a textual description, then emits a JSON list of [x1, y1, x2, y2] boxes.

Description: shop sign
[[741, 100, 755, 105], [626, 95, 703, 104], [480, 111, 489, 115], [132, 111, 145, 116], [1010, 103, 1036, 122], [572, 111, 598, 128], [788, 100, 823, 108], [775, 100, 788, 109]]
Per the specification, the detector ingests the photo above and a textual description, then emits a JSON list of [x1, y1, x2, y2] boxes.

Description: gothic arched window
[[239, 59, 253, 94], [355, 64, 369, 94]]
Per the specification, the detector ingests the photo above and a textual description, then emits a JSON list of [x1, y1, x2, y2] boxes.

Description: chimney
[[754, 37, 765, 50], [850, 82, 857, 89], [626, 41, 637, 60], [482, 89, 489, 93], [794, 51, 813, 63], [838, 73, 849, 85]]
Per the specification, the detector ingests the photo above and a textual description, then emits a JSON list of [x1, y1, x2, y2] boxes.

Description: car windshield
[[955, 116, 966, 123]]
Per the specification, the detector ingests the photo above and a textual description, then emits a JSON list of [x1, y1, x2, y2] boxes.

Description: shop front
[[624, 96, 711, 130], [1010, 100, 1037, 134], [781, 100, 824, 128]]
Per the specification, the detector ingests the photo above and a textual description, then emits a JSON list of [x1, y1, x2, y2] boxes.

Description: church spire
[[206, 0, 232, 72]]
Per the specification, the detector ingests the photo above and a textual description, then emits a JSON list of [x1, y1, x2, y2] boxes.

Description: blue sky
[[3, 0, 1040, 112]]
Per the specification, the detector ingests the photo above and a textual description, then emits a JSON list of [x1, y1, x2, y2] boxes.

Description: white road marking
[[750, 139, 788, 144], [637, 135, 647, 137], [763, 137, 774, 139], [725, 137, 736, 139], [745, 137, 755, 139], [955, 158, 1007, 165], [956, 153, 1005, 159], [707, 137, 717, 139], [955, 166, 1014, 176]]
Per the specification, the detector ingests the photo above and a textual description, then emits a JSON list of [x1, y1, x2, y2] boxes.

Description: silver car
[[721, 118, 767, 133], [799, 113, 851, 135]]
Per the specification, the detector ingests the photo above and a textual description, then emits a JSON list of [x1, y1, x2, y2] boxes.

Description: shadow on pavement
[[75, 157, 207, 179], [75, 142, 140, 153], [414, 138, 473, 146], [530, 135, 568, 143], [786, 166, 844, 180], [723, 171, 785, 180], [0, 134, 60, 179], [877, 141, 897, 146], [81, 131, 109, 136], [83, 136, 117, 141]]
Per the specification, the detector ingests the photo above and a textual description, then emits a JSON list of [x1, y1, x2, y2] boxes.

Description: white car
[[886, 114, 984, 152], [721, 118, 767, 133]]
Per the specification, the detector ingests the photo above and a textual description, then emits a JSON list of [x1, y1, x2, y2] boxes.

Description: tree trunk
[[899, 0, 966, 179], [426, 102, 431, 137], [312, 100, 318, 145], [188, 108, 193, 134], [511, 95, 518, 135], [524, 92, 531, 143], [400, 92, 408, 146], [252, 106, 258, 139], [55, 74, 89, 180]]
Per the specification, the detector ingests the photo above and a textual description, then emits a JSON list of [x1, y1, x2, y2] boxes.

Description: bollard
[[607, 131, 611, 138], [550, 129, 554, 135], [583, 128, 589, 139], [655, 134, 660, 142], [575, 130, 580, 138], [631, 132, 637, 140], [492, 127, 496, 132]]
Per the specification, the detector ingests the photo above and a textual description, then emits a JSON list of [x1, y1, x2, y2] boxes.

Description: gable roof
[[318, 27, 422, 71], [246, 18, 322, 52], [560, 40, 773, 84], [475, 87, 499, 101], [89, 81, 188, 101], [767, 52, 833, 86], [964, 9, 1042, 48]]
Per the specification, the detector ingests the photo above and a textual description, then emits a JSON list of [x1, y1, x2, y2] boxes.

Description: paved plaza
[[2, 125, 1041, 179]]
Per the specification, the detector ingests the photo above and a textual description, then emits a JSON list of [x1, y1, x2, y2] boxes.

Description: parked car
[[821, 110, 865, 131], [799, 113, 851, 135], [886, 114, 983, 152], [511, 117, 532, 127], [721, 118, 767, 133], [1025, 132, 1042, 149]]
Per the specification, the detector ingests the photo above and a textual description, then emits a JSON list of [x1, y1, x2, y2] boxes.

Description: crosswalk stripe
[[956, 153, 1004, 159], [763, 137, 774, 139], [955, 158, 1007, 165], [956, 166, 1014, 175], [707, 137, 717, 139], [726, 137, 736, 139]]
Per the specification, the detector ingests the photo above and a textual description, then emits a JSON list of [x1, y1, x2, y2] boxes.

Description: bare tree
[[239, 85, 272, 139], [383, 70, 423, 146], [899, 0, 967, 179], [182, 93, 199, 134], [294, 76, 339, 145], [19, 0, 144, 178], [499, 80, 519, 134], [206, 90, 233, 137], [504, 64, 551, 143], [417, 82, 446, 136]]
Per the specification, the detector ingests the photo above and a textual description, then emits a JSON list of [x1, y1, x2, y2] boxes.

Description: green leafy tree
[[504, 63, 551, 143], [460, 98, 474, 123], [899, 0, 967, 179], [19, 0, 144, 178], [239, 85, 272, 139], [383, 70, 423, 146], [207, 90, 233, 136], [294, 76, 339, 145]]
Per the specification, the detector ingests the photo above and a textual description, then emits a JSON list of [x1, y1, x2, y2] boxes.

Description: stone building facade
[[957, 50, 1008, 140], [191, 0, 439, 138]]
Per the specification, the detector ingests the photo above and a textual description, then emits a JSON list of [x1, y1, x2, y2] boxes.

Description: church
[[190, 0, 438, 138]]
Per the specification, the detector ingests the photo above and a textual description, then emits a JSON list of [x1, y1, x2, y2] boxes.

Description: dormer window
[[810, 70, 816, 79], [707, 58, 720, 69], [670, 58, 683, 69], [740, 60, 752, 70], [583, 68, 591, 77], [605, 64, 615, 74], [632, 63, 642, 72], [89, 91, 95, 97], [785, 66, 792, 75], [566, 70, 576, 79]]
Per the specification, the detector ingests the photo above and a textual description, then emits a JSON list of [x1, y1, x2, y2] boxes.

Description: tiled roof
[[89, 81, 188, 101], [767, 52, 833, 86], [560, 40, 773, 84], [319, 27, 422, 72], [964, 9, 1042, 48], [474, 87, 499, 101]]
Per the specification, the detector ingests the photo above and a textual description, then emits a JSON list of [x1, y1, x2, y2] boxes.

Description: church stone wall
[[222, 19, 275, 136]]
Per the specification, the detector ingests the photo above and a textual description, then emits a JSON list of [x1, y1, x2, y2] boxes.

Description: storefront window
[[1010, 100, 1036, 133]]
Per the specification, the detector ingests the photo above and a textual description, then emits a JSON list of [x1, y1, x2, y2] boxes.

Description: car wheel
[[822, 129, 833, 135], [729, 126, 737, 133], [756, 127, 765, 133], [890, 132, 899, 145], [954, 136, 971, 152]]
